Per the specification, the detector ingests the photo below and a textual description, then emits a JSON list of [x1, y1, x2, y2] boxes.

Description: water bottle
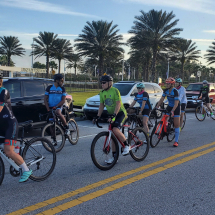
[[14, 146, 20, 154]]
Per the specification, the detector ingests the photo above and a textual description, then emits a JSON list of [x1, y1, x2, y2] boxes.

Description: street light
[[31, 37, 36, 69]]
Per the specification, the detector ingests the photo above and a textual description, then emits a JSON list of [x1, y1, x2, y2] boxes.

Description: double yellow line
[[8, 141, 215, 215]]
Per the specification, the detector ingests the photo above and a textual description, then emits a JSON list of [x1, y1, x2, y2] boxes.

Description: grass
[[67, 90, 100, 106]]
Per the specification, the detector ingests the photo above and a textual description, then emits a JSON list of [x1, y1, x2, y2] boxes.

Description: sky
[[0, 0, 215, 72]]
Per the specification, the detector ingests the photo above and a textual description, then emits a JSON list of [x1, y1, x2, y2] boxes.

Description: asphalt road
[[1, 109, 215, 215]]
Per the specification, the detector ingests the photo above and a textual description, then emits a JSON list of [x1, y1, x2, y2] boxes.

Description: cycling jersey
[[162, 88, 179, 107], [199, 86, 209, 99], [134, 91, 152, 110], [176, 86, 187, 104], [45, 85, 67, 108], [100, 87, 127, 116]]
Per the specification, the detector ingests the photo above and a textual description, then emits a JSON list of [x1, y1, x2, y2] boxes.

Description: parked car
[[186, 82, 215, 108], [2, 78, 73, 128], [83, 81, 163, 119]]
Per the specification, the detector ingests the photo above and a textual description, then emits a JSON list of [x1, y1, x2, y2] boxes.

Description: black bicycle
[[0, 120, 56, 185], [41, 107, 79, 153]]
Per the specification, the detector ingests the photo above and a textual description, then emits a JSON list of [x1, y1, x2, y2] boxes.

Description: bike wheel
[[22, 137, 56, 182], [122, 118, 137, 139], [148, 115, 157, 132], [41, 123, 65, 153], [91, 132, 119, 171], [129, 127, 149, 161], [181, 112, 186, 130], [167, 121, 175, 142], [0, 156, 5, 185], [150, 121, 162, 148], [67, 119, 79, 145], [210, 105, 215, 120], [195, 105, 206, 121]]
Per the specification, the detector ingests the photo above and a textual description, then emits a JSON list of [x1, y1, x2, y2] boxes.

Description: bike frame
[[154, 113, 169, 136]]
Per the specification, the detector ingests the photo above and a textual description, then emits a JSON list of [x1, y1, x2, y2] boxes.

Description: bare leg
[[56, 109, 67, 126], [4, 145, 24, 165], [142, 116, 149, 133], [180, 112, 184, 128], [112, 127, 126, 143]]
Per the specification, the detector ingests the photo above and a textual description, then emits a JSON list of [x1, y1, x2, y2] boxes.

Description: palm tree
[[49, 60, 58, 72], [205, 39, 215, 66], [66, 53, 83, 75], [128, 9, 183, 82], [31, 31, 58, 77], [0, 36, 25, 66], [51, 38, 73, 73], [75, 20, 124, 76], [0, 55, 15, 66], [170, 39, 201, 79]]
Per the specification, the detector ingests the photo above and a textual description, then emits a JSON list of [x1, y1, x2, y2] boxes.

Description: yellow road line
[[37, 146, 215, 215], [7, 141, 215, 215]]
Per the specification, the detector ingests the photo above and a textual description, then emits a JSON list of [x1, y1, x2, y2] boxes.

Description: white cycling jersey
[[177, 86, 187, 104]]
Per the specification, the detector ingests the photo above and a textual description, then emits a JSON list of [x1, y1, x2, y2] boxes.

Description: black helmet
[[54, 73, 63, 81], [0, 71, 3, 79], [100, 73, 113, 82]]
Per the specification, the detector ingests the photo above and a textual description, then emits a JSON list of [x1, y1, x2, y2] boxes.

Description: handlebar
[[93, 115, 115, 128]]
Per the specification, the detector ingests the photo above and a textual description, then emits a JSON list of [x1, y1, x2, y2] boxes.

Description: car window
[[112, 83, 134, 96], [153, 86, 162, 93], [23, 81, 45, 97], [145, 84, 155, 94], [131, 87, 138, 96], [3, 81, 21, 98], [186, 84, 202, 91]]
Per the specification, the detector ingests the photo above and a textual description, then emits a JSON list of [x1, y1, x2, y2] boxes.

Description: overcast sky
[[0, 0, 215, 72]]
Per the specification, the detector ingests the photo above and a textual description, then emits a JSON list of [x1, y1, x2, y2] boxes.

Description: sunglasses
[[137, 87, 142, 89], [101, 81, 107, 84]]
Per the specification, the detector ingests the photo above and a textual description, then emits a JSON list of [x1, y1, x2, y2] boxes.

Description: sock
[[20, 162, 29, 172], [123, 140, 128, 146], [175, 127, 180, 143]]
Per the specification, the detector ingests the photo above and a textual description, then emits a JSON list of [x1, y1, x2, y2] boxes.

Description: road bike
[[40, 107, 79, 153], [195, 99, 215, 121], [150, 109, 175, 148], [91, 116, 149, 170], [0, 120, 56, 185]]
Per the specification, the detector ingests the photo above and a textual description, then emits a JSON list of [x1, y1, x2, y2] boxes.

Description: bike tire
[[195, 105, 206, 121], [150, 121, 162, 148], [210, 105, 215, 120], [0, 156, 5, 186], [91, 131, 119, 171], [166, 121, 175, 142], [128, 127, 149, 161], [22, 137, 56, 182], [122, 118, 137, 139], [181, 112, 186, 130], [41, 123, 65, 153], [67, 118, 79, 145]]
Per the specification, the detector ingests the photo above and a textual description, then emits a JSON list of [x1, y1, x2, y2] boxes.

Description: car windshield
[[186, 84, 202, 91], [113, 83, 134, 96]]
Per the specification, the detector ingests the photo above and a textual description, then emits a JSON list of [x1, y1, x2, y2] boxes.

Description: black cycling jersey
[[199, 86, 209, 98]]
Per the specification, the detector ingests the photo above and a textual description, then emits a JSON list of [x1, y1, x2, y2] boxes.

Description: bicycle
[[0, 120, 56, 185], [195, 99, 215, 121], [91, 116, 149, 170], [150, 109, 175, 148], [40, 107, 79, 153]]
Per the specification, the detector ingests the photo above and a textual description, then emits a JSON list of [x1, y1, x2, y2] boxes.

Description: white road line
[[79, 134, 98, 139], [78, 125, 108, 129]]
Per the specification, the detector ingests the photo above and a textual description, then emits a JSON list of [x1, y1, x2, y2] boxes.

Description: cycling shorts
[[141, 109, 150, 118], [181, 103, 186, 113], [0, 118, 18, 146], [166, 105, 180, 117], [112, 111, 127, 129], [202, 97, 210, 103]]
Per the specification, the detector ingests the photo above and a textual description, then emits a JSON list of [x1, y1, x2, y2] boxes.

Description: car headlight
[[192, 96, 198, 99]]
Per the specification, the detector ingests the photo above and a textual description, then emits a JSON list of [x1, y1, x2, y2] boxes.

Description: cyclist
[[156, 77, 180, 147], [127, 82, 152, 138], [175, 78, 187, 131], [44, 74, 69, 137], [198, 80, 214, 118], [0, 71, 32, 182], [94, 73, 128, 163]]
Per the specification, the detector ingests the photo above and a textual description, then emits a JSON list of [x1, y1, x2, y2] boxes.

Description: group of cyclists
[[0, 70, 213, 182]]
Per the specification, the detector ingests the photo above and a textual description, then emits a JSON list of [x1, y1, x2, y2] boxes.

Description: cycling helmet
[[100, 73, 113, 82], [54, 73, 64, 81], [137, 83, 145, 88], [0, 71, 3, 79], [165, 77, 175, 84], [203, 80, 208, 84], [175, 78, 182, 83]]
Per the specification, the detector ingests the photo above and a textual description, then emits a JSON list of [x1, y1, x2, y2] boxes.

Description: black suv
[[2, 78, 73, 128]]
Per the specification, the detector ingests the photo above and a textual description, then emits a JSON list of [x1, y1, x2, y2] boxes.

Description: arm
[[55, 96, 66, 108], [0, 90, 5, 113], [44, 95, 50, 111], [178, 88, 183, 103], [0, 106, 3, 113], [97, 103, 105, 117], [172, 89, 179, 112], [140, 101, 146, 113], [172, 100, 179, 112], [114, 101, 121, 115], [156, 97, 165, 108], [129, 100, 136, 108]]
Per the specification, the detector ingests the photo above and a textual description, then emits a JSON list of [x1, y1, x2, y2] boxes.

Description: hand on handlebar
[[92, 116, 100, 124]]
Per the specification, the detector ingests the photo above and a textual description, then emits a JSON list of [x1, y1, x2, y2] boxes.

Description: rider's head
[[136, 82, 145, 92], [203, 80, 208, 87], [100, 73, 113, 90], [54, 74, 64, 87], [0, 71, 3, 87], [165, 77, 175, 89], [175, 78, 182, 87]]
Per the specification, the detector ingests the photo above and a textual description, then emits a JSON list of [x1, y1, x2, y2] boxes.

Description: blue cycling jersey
[[134, 91, 152, 110], [162, 88, 179, 107], [45, 84, 66, 107]]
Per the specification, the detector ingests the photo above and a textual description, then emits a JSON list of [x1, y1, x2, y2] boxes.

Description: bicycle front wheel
[[91, 132, 119, 171], [22, 137, 56, 182], [67, 119, 79, 145], [0, 156, 5, 186], [167, 121, 175, 142], [128, 127, 149, 161], [150, 121, 162, 148], [41, 123, 65, 153], [195, 105, 206, 121]]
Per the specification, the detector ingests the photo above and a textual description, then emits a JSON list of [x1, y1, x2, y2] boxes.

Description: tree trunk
[[181, 62, 184, 80], [98, 55, 104, 77], [75, 66, 77, 76], [46, 55, 49, 78], [151, 50, 157, 82], [7, 54, 11, 66], [58, 59, 61, 74]]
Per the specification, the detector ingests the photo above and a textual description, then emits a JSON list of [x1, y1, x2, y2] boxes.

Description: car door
[[144, 84, 157, 108]]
